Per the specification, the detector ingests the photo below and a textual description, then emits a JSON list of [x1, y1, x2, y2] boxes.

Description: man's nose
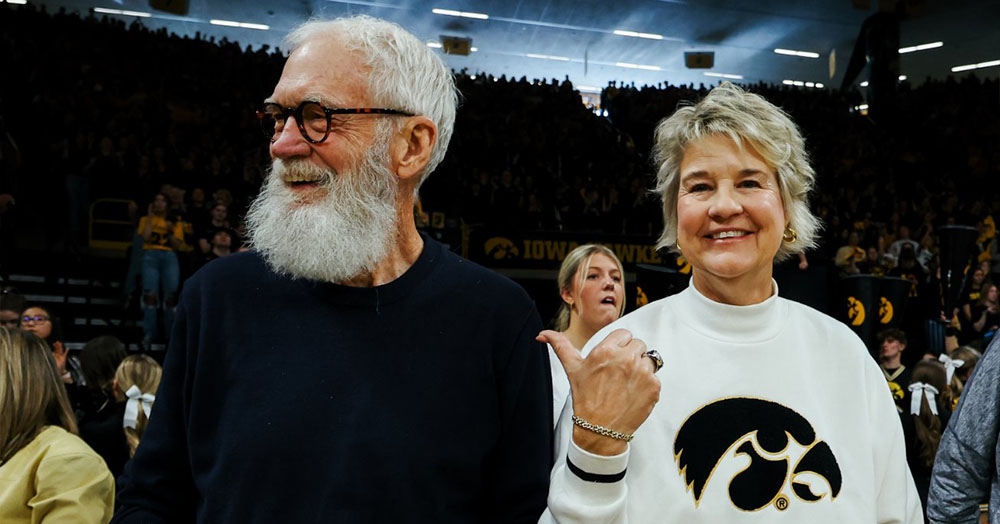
[[270, 117, 312, 159]]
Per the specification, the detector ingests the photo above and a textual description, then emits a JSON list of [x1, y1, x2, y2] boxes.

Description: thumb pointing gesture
[[537, 330, 583, 375]]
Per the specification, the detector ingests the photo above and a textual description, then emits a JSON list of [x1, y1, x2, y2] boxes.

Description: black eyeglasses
[[257, 101, 414, 144], [21, 315, 50, 324]]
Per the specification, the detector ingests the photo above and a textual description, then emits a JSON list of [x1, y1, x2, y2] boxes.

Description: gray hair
[[285, 16, 458, 190], [651, 82, 821, 261]]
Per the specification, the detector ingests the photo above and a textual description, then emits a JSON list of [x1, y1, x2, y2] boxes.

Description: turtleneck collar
[[672, 279, 787, 344]]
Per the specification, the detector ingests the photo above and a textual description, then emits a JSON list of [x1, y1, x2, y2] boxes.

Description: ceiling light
[[471, 47, 478, 52], [615, 62, 661, 71], [613, 29, 664, 40], [526, 53, 570, 61], [898, 75, 907, 81], [93, 7, 150, 16], [7, 0, 28, 4], [783, 79, 824, 89], [898, 41, 943, 54], [860, 80, 869, 87], [952, 59, 1000, 72], [704, 72, 743, 79], [426, 42, 442, 48], [432, 8, 489, 20], [774, 48, 820, 59], [577, 86, 601, 93], [210, 19, 269, 30]]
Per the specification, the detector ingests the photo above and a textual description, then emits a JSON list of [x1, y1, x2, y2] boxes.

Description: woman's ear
[[560, 287, 575, 309], [112, 377, 124, 401]]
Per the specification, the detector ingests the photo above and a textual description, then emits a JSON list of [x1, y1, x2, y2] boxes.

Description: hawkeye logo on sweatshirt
[[674, 397, 842, 512]]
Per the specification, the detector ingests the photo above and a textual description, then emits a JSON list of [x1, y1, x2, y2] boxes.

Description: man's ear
[[391, 116, 437, 182]]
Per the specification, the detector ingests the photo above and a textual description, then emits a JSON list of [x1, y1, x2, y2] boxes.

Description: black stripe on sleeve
[[566, 456, 626, 483]]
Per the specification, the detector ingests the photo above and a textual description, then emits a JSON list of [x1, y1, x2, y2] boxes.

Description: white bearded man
[[112, 16, 553, 523]]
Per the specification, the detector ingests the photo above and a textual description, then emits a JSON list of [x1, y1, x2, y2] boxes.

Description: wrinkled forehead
[[273, 35, 371, 107]]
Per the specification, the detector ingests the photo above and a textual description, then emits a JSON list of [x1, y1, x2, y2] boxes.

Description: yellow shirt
[[137, 215, 183, 251], [0, 426, 114, 524]]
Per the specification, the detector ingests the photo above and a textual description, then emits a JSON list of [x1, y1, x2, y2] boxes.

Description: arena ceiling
[[34, 0, 1000, 92]]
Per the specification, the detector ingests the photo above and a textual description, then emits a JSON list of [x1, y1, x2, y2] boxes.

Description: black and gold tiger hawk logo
[[846, 296, 865, 326], [879, 297, 894, 324], [483, 237, 519, 260], [674, 398, 842, 512]]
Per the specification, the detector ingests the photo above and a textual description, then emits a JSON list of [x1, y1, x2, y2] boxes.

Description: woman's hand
[[52, 341, 72, 383], [540, 329, 661, 456]]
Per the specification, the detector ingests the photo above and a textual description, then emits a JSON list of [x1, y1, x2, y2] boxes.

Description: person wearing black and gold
[[878, 328, 912, 412]]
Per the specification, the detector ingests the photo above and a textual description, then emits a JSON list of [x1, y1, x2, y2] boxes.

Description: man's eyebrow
[[262, 93, 347, 107]]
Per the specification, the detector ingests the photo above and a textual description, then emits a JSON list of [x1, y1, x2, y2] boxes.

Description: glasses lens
[[258, 104, 284, 141], [300, 102, 329, 142]]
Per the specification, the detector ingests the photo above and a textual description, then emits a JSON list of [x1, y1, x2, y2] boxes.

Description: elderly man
[[112, 16, 552, 523]]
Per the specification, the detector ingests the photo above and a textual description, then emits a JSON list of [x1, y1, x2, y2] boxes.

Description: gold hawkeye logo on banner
[[846, 297, 865, 326], [879, 297, 894, 324]]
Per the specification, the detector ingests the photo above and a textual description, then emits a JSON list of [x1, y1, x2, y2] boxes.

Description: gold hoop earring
[[783, 226, 797, 243]]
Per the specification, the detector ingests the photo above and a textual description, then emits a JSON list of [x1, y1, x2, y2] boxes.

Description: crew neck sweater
[[544, 281, 922, 523], [113, 236, 553, 523]]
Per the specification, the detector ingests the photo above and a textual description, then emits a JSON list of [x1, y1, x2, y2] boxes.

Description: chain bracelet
[[571, 415, 634, 442]]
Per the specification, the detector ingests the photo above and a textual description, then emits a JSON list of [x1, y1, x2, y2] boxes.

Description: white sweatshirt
[[542, 282, 922, 523]]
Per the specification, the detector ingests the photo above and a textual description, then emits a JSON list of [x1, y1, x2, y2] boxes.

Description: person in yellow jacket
[[0, 327, 114, 523]]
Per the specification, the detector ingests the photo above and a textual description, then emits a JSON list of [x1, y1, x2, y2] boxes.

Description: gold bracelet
[[572, 415, 634, 442]]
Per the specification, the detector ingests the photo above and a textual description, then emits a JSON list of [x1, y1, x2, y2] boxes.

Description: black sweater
[[113, 237, 553, 523]]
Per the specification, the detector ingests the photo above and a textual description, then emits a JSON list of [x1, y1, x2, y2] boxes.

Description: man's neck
[[212, 246, 231, 257], [341, 222, 423, 288], [881, 358, 902, 370]]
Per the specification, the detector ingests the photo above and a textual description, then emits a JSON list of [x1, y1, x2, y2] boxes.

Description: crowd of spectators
[[1, 3, 1000, 521], [0, 2, 998, 343]]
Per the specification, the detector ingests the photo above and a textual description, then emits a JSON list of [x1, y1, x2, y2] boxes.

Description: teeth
[[712, 230, 749, 239], [283, 173, 321, 183]]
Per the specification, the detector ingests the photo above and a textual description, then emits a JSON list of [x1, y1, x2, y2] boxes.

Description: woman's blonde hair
[[0, 327, 78, 465], [115, 354, 162, 457], [651, 82, 821, 261], [553, 244, 625, 331]]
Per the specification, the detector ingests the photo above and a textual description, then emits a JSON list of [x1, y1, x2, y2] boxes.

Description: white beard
[[245, 145, 399, 283]]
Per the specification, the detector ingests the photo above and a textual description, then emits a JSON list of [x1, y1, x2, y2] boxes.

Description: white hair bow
[[938, 353, 965, 384], [908, 382, 939, 416], [123, 385, 155, 430]]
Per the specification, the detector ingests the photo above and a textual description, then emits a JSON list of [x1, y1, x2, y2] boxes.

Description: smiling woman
[[541, 82, 924, 523]]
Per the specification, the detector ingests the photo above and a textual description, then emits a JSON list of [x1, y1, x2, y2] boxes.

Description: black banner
[[467, 230, 668, 270]]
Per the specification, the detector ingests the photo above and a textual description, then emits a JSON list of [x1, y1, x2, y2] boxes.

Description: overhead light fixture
[[898, 41, 943, 54], [783, 79, 824, 88], [613, 29, 664, 40], [616, 62, 661, 71], [426, 41, 442, 48], [93, 7, 150, 16], [471, 47, 478, 52], [6, 0, 28, 4], [860, 80, 869, 87], [774, 48, 820, 59], [704, 72, 743, 79], [432, 8, 489, 20], [898, 75, 907, 81], [952, 59, 1000, 72], [210, 19, 269, 30], [577, 85, 601, 93], [526, 53, 570, 61]]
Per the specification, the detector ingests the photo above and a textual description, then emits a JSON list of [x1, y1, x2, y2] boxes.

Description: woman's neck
[[691, 267, 775, 306], [562, 317, 599, 351]]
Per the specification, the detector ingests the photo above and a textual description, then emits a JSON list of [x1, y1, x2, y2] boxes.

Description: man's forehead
[[270, 35, 369, 106]]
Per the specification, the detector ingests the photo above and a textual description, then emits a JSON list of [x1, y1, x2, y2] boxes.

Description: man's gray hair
[[651, 82, 821, 261], [285, 16, 458, 190]]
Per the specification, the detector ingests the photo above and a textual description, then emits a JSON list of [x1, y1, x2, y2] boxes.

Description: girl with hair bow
[[900, 360, 951, 515], [113, 355, 162, 458]]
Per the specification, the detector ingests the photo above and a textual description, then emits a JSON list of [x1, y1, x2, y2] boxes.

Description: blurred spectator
[[877, 328, 911, 412], [0, 327, 114, 524], [20, 304, 84, 386], [113, 354, 162, 458], [0, 287, 24, 328], [900, 359, 950, 514], [197, 202, 232, 254], [137, 193, 182, 346], [78, 336, 129, 477]]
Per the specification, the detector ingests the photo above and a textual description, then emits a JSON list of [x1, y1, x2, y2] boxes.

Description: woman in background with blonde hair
[[0, 327, 114, 523], [549, 244, 625, 427], [113, 354, 162, 457]]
